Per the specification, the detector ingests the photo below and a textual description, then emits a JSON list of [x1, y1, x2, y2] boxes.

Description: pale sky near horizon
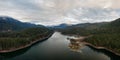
[[0, 0, 120, 26]]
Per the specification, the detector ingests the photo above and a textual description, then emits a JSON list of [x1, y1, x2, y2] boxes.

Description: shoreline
[[84, 42, 120, 56], [67, 34, 120, 56], [0, 31, 54, 53]]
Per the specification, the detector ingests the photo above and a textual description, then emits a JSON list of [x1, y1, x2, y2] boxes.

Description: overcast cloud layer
[[0, 0, 120, 26]]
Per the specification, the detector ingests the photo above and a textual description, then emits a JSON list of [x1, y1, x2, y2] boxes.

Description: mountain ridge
[[0, 16, 44, 31]]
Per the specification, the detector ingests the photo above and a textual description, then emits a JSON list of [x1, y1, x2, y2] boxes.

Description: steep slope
[[110, 18, 120, 27], [0, 16, 43, 31]]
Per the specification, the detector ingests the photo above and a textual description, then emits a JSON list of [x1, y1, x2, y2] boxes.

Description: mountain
[[53, 22, 108, 31], [51, 23, 71, 29], [0, 16, 43, 31], [110, 18, 120, 27], [54, 18, 120, 35]]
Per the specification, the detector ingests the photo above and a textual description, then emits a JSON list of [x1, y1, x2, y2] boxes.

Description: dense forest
[[57, 18, 120, 54], [0, 17, 53, 52], [0, 27, 52, 51]]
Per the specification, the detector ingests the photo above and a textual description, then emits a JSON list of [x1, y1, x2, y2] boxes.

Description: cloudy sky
[[0, 0, 120, 26]]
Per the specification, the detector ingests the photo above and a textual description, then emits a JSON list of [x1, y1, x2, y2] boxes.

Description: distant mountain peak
[[0, 17, 7, 20], [0, 16, 20, 22], [0, 16, 43, 31], [0, 16, 12, 20], [114, 18, 120, 22], [51, 23, 73, 29], [110, 18, 120, 26], [59, 23, 71, 26]]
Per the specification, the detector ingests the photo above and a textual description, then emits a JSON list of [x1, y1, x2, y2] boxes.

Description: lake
[[0, 32, 119, 60]]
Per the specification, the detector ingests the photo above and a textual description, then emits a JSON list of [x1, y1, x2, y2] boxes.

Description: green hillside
[[57, 18, 120, 54], [0, 27, 52, 52], [0, 17, 53, 52]]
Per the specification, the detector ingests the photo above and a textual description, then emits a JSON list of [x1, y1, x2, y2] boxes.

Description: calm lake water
[[0, 32, 120, 60]]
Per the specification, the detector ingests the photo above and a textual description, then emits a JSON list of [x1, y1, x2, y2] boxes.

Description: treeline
[[58, 18, 120, 53], [85, 26, 120, 53], [58, 22, 108, 36], [0, 27, 52, 51], [59, 27, 91, 36]]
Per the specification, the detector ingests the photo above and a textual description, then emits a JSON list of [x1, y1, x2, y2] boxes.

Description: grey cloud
[[0, 0, 120, 26]]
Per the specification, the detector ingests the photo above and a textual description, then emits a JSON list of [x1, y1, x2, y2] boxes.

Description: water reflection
[[87, 45, 120, 60], [0, 46, 30, 60]]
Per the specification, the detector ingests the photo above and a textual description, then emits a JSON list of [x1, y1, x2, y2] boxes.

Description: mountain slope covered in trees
[[56, 18, 120, 54], [0, 16, 53, 53]]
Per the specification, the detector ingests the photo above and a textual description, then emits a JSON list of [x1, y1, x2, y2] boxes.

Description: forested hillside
[[0, 27, 53, 52], [56, 18, 120, 53], [0, 17, 53, 52]]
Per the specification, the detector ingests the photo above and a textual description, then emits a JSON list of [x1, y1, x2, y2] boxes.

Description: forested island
[[56, 18, 120, 55]]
